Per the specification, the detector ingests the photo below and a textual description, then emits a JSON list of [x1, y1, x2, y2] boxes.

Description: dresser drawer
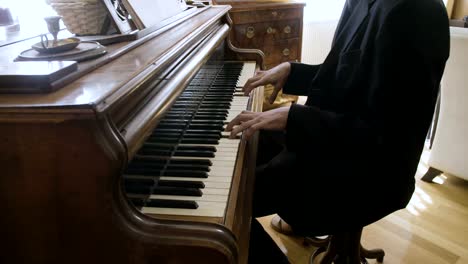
[[263, 38, 300, 66], [232, 19, 301, 47], [229, 8, 303, 24]]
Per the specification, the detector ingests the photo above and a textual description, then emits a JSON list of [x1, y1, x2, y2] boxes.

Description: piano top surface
[[0, 6, 230, 113]]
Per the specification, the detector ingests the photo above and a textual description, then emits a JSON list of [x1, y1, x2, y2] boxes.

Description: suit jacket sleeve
[[282, 62, 321, 96], [284, 0, 449, 173]]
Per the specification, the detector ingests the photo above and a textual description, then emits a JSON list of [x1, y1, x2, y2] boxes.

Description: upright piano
[[0, 4, 264, 264]]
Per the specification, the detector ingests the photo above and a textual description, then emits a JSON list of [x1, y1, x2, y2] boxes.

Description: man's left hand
[[225, 106, 290, 140]]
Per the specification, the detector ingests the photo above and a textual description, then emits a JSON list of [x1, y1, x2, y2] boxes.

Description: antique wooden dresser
[[214, 0, 306, 110]]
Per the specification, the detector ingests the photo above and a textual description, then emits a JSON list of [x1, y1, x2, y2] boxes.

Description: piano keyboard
[[124, 61, 256, 217]]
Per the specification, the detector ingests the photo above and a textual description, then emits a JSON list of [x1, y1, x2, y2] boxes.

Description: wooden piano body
[[0, 5, 263, 264]]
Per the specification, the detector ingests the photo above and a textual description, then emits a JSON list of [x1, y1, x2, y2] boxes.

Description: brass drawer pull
[[246, 26, 255, 38], [283, 26, 291, 34], [271, 11, 278, 17], [282, 48, 290, 56], [267, 27, 276, 34]]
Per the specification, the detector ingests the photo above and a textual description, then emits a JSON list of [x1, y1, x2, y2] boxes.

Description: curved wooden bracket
[[224, 13, 266, 70]]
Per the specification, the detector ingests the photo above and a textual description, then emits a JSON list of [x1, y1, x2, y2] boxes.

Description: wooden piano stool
[[304, 228, 385, 264]]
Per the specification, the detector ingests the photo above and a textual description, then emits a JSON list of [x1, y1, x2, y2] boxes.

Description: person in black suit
[[225, 0, 450, 263]]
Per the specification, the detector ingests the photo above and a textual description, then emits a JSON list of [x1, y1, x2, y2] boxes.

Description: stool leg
[[310, 231, 361, 264], [303, 236, 330, 247], [360, 245, 385, 263], [421, 167, 443, 183], [309, 228, 385, 264], [346, 229, 363, 264], [310, 237, 336, 264]]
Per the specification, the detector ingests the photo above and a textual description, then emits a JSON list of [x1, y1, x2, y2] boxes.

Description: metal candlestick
[[43, 15, 62, 46]]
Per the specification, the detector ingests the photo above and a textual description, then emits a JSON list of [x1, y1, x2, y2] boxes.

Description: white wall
[[0, 0, 57, 37], [303, 0, 346, 22], [301, 0, 346, 64]]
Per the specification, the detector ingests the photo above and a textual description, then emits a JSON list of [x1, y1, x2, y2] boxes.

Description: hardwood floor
[[256, 146, 468, 264]]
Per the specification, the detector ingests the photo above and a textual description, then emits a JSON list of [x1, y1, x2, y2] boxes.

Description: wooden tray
[[0, 61, 78, 93]]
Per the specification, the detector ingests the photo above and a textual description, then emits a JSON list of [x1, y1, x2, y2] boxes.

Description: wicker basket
[[48, 0, 108, 35]]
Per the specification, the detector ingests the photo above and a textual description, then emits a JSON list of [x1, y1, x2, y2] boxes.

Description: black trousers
[[248, 131, 290, 264]]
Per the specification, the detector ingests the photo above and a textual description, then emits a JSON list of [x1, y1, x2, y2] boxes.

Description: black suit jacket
[[276, 0, 449, 233]]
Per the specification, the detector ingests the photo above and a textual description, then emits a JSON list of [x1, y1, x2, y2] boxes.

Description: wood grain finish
[[214, 0, 305, 110], [452, 0, 468, 20], [215, 1, 305, 69], [257, 146, 468, 264], [0, 6, 228, 109]]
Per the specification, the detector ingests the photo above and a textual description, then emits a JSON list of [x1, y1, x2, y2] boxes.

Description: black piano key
[[153, 186, 203, 197], [183, 133, 221, 139], [179, 96, 232, 101], [173, 150, 215, 158], [128, 160, 210, 172], [147, 137, 179, 144], [132, 162, 210, 172], [130, 197, 199, 209], [188, 124, 224, 130], [196, 109, 228, 115], [139, 143, 216, 152], [129, 198, 145, 207], [163, 120, 224, 126], [141, 142, 217, 150], [146, 199, 198, 209], [123, 175, 206, 190], [164, 170, 209, 177], [149, 132, 184, 137], [125, 184, 152, 195], [172, 104, 230, 110], [168, 158, 212, 166], [156, 123, 186, 129], [124, 177, 155, 185], [167, 109, 228, 116], [156, 123, 225, 131], [192, 114, 226, 121], [148, 137, 219, 145], [180, 138, 219, 145], [169, 164, 210, 171], [177, 145, 217, 152], [138, 149, 173, 156], [158, 180, 205, 189], [125, 168, 209, 178], [126, 163, 164, 170], [124, 178, 155, 193], [131, 156, 212, 166]]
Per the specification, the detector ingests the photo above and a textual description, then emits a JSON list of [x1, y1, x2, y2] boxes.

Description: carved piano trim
[[224, 13, 266, 70]]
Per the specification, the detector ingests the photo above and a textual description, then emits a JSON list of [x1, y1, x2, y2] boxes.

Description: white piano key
[[236, 61, 256, 88]]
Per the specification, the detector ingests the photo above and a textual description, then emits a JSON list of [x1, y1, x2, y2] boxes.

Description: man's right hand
[[243, 62, 291, 104]]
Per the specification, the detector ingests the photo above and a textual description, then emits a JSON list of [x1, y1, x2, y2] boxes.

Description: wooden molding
[[446, 0, 455, 18]]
